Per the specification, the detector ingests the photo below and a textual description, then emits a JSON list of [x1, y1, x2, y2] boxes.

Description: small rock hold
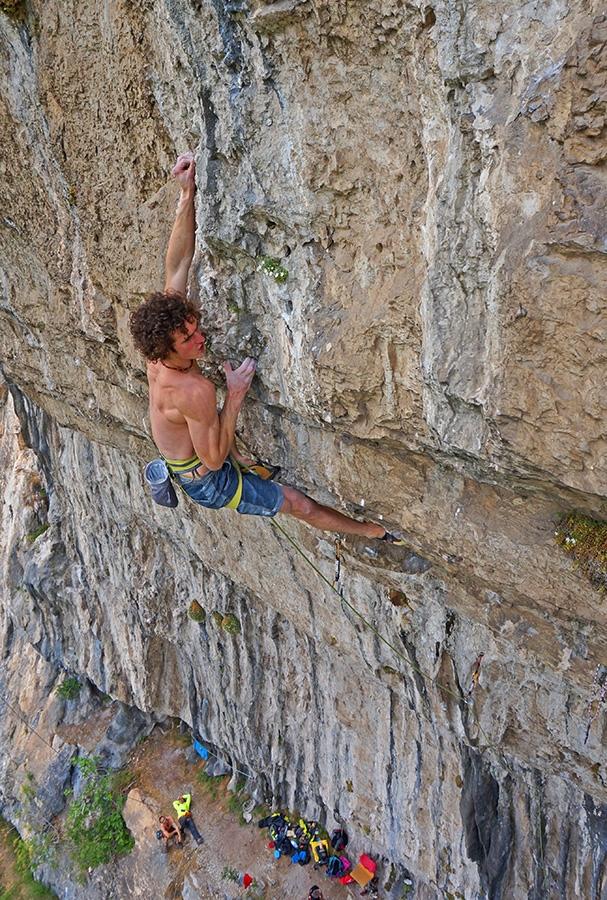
[[401, 551, 432, 575], [252, 0, 307, 20]]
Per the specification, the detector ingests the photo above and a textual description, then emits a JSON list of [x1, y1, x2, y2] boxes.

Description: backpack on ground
[[311, 839, 330, 867], [326, 856, 345, 878], [268, 815, 289, 844], [330, 827, 348, 851], [276, 836, 295, 856]]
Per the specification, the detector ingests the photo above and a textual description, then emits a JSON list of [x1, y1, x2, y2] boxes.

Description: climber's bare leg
[[279, 485, 385, 539]]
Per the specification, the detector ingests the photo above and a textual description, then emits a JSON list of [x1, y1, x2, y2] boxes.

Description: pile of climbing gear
[[258, 812, 312, 865], [258, 815, 358, 881]]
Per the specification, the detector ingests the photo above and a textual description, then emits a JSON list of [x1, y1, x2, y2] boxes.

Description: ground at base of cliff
[[111, 721, 365, 900]]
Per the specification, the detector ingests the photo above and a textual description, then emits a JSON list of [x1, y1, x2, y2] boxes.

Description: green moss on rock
[[221, 614, 241, 635], [555, 511, 607, 590], [187, 601, 206, 623], [0, 0, 25, 20]]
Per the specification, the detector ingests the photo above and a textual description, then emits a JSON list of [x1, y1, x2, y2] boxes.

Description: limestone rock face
[[1, 1, 607, 898]]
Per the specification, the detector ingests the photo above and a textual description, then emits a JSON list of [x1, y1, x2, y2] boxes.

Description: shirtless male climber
[[129, 152, 404, 543]]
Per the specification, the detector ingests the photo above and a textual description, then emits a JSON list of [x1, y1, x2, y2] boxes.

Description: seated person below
[[129, 153, 403, 544], [158, 814, 181, 847]]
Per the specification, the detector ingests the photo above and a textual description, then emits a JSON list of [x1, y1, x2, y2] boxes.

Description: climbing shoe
[[247, 462, 281, 481], [380, 531, 407, 546]]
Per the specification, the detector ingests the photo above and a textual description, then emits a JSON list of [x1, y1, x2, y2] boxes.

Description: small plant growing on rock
[[55, 676, 82, 701], [187, 601, 206, 623], [16, 775, 60, 872], [256, 255, 288, 283], [212, 610, 224, 627], [24, 473, 47, 509], [0, 0, 25, 21], [27, 523, 49, 542], [221, 614, 241, 635], [555, 511, 607, 590], [384, 863, 397, 892]]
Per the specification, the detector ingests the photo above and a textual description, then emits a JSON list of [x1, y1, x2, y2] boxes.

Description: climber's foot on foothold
[[248, 462, 281, 480], [380, 531, 407, 546]]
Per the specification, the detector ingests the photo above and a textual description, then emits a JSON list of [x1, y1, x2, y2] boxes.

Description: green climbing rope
[[268, 517, 550, 883]]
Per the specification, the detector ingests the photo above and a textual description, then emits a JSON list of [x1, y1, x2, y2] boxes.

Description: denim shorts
[[176, 459, 283, 518]]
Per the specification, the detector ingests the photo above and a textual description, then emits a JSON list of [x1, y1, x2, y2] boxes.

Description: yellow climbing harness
[[161, 453, 243, 510], [225, 457, 243, 509]]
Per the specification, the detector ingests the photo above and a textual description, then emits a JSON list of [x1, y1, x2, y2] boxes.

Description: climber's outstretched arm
[[165, 153, 196, 297]]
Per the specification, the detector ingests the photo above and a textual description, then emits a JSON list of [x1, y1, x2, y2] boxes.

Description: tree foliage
[[66, 757, 134, 872], [55, 677, 81, 702]]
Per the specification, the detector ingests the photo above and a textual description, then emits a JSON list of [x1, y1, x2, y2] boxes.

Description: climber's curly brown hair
[[129, 291, 201, 361]]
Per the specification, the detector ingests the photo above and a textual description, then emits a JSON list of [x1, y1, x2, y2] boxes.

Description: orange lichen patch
[[555, 511, 607, 590]]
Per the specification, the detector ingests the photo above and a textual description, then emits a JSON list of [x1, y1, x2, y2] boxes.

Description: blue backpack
[[326, 856, 344, 878]]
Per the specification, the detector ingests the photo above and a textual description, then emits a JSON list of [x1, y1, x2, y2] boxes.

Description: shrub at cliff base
[[0, 817, 57, 899], [66, 757, 134, 873]]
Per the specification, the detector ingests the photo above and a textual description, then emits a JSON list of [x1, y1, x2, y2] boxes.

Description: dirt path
[[124, 721, 366, 900]]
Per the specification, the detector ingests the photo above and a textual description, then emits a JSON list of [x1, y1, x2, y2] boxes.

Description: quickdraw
[[584, 664, 607, 745], [333, 538, 342, 595], [466, 653, 484, 699]]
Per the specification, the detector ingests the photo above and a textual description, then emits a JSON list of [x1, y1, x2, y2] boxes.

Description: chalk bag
[[145, 459, 179, 508]]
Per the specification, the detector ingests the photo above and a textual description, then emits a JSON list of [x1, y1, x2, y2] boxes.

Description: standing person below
[[173, 793, 204, 845], [129, 152, 405, 544]]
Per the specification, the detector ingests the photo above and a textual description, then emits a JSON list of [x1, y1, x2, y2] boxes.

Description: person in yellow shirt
[[172, 793, 204, 845]]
